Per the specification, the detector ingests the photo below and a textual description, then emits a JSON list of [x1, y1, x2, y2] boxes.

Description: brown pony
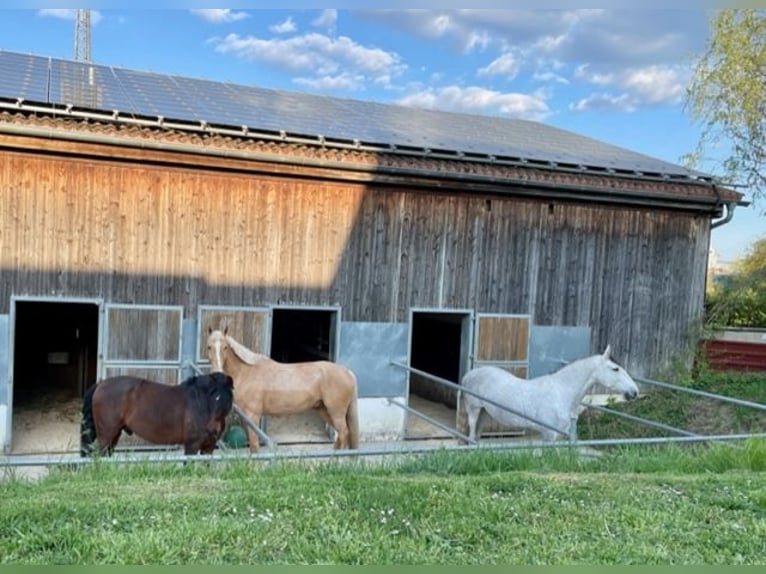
[[81, 371, 234, 457], [206, 327, 359, 451]]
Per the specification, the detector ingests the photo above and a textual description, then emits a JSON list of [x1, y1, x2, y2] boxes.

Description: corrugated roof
[[0, 49, 711, 182]]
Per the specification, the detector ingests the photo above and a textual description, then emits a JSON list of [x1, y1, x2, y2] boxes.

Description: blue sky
[[1, 8, 764, 261]]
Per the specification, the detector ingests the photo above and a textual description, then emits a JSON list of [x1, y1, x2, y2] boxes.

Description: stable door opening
[[407, 310, 472, 440], [10, 300, 99, 454]]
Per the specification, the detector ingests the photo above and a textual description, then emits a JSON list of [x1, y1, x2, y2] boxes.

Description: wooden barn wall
[[0, 148, 711, 376]]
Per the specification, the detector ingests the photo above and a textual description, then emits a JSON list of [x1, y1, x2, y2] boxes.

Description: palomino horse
[[81, 372, 234, 456], [206, 328, 360, 451], [461, 346, 639, 442]]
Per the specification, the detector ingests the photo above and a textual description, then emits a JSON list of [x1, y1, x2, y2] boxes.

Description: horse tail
[[346, 372, 360, 450], [80, 383, 98, 457]]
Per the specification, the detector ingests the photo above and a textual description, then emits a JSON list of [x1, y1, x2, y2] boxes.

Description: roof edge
[[0, 112, 740, 214], [0, 96, 730, 191]]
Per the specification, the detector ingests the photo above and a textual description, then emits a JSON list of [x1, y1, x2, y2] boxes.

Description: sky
[[0, 8, 764, 261]]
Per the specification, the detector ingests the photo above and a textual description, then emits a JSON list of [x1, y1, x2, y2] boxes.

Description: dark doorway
[[407, 311, 471, 438], [270, 308, 337, 363], [11, 300, 99, 453]]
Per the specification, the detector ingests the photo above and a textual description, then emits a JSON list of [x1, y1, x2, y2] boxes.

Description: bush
[[706, 237, 766, 328]]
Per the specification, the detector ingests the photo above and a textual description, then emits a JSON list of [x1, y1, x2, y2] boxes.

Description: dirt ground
[[11, 388, 81, 455], [7, 392, 509, 455], [405, 394, 459, 439], [6, 396, 462, 461]]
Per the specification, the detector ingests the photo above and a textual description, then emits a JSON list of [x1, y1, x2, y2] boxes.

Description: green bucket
[[222, 425, 248, 449]]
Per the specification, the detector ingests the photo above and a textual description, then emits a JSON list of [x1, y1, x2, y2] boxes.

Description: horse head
[[594, 345, 639, 401], [207, 372, 234, 417], [206, 327, 229, 373]]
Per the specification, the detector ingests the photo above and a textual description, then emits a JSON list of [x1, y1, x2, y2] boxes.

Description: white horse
[[461, 346, 639, 442]]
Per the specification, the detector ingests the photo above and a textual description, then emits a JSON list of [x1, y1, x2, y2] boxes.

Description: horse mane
[[555, 350, 616, 376], [225, 334, 264, 365]]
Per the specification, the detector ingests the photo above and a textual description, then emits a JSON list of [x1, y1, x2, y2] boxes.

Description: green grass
[[2, 441, 766, 565]]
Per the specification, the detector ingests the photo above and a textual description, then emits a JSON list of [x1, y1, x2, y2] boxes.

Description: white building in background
[[708, 248, 734, 288]]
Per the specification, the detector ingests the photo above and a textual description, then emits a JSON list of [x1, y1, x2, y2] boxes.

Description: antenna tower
[[74, 9, 92, 62]]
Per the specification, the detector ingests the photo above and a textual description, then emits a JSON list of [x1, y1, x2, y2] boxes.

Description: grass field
[[1, 441, 765, 565], [1, 369, 765, 565]]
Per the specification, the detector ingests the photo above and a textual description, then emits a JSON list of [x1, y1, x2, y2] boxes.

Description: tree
[[706, 237, 766, 328], [685, 10, 766, 206]]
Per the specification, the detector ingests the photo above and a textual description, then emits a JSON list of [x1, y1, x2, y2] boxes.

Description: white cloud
[[574, 64, 614, 86], [478, 53, 520, 80], [430, 14, 453, 37], [397, 85, 550, 121], [212, 32, 406, 89], [465, 30, 490, 52], [622, 65, 684, 104], [294, 73, 364, 91], [197, 9, 700, 112], [38, 9, 74, 19], [534, 34, 567, 53], [572, 64, 685, 110], [533, 71, 569, 85], [358, 10, 596, 54], [312, 9, 337, 29], [191, 9, 249, 24], [569, 93, 636, 113], [270, 17, 296, 34]]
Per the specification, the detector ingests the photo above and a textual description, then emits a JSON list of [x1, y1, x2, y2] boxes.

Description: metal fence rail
[[2, 360, 764, 469], [638, 377, 766, 411], [581, 403, 700, 437], [3, 432, 766, 469]]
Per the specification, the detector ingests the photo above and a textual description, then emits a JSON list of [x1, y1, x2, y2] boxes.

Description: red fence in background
[[702, 339, 766, 372]]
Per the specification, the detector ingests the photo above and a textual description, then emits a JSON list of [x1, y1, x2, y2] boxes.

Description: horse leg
[[102, 435, 119, 456], [315, 405, 338, 443], [465, 404, 481, 443], [328, 411, 350, 449], [240, 408, 262, 453], [97, 425, 122, 456]]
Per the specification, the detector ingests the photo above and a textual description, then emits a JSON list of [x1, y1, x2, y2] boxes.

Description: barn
[[0, 49, 743, 454]]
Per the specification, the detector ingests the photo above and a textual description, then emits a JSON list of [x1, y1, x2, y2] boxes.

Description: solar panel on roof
[[0, 50, 49, 103], [113, 68, 205, 121], [0, 49, 700, 179], [172, 77, 243, 126], [48, 59, 137, 113]]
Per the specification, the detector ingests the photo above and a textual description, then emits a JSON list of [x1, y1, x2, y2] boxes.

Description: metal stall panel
[[197, 305, 271, 367], [102, 304, 184, 384], [465, 313, 532, 436], [529, 325, 592, 379], [101, 304, 184, 450], [339, 322, 408, 398]]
